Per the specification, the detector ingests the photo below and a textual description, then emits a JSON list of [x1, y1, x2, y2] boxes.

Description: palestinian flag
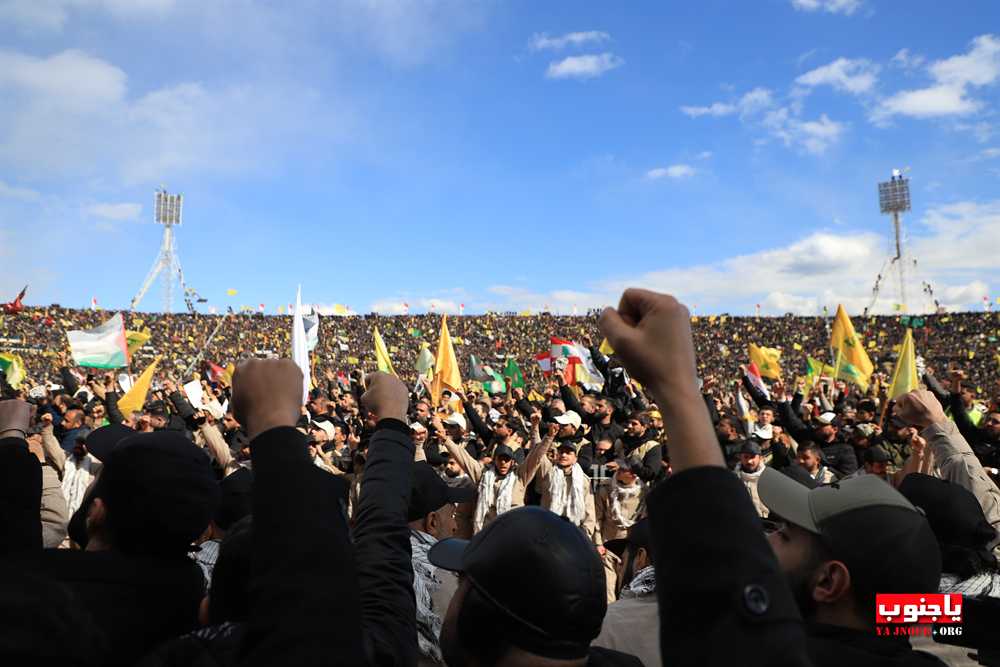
[[67, 314, 128, 369]]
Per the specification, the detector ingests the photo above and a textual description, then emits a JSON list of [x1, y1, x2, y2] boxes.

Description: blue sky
[[1, 0, 999, 316]]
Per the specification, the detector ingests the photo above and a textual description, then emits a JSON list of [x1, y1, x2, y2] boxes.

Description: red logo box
[[876, 594, 962, 624]]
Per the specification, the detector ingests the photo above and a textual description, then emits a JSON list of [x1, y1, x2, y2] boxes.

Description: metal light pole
[[877, 170, 911, 312], [131, 189, 187, 312]]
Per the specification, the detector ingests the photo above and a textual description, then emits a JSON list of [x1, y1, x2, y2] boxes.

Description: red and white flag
[[746, 362, 771, 400], [402, 302, 409, 315], [459, 303, 465, 315], [90, 297, 98, 311], [258, 303, 265, 313]]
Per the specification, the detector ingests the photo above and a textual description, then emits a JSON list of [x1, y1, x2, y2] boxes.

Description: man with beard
[[715, 415, 744, 467], [613, 413, 662, 483], [534, 414, 601, 545], [595, 460, 646, 603], [759, 467, 942, 666], [777, 384, 858, 478], [796, 443, 836, 484], [947, 371, 1000, 468], [440, 415, 551, 533], [734, 440, 768, 517]]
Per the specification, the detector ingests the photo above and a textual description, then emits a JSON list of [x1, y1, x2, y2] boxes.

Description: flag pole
[[182, 312, 228, 380]]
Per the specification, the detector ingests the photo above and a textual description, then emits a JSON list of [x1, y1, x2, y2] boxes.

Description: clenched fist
[[894, 389, 947, 430], [361, 372, 409, 423], [598, 288, 698, 399], [232, 359, 304, 440]]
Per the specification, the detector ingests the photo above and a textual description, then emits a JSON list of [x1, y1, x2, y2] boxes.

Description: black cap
[[215, 468, 254, 531], [84, 424, 136, 463], [864, 445, 891, 464], [409, 462, 476, 522], [145, 400, 168, 417], [428, 506, 605, 660], [898, 474, 998, 553], [92, 431, 220, 556], [739, 440, 762, 456], [493, 444, 515, 460]]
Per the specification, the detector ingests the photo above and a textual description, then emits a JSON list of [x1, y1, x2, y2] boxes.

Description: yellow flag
[[830, 304, 874, 378], [226, 289, 238, 296], [373, 326, 396, 376], [518, 309, 531, 317], [527, 389, 546, 402], [792, 342, 803, 351], [126, 328, 151, 357], [748, 343, 782, 379], [599, 338, 615, 355], [0, 352, 26, 389], [224, 363, 235, 386], [333, 304, 349, 315], [431, 315, 462, 406], [887, 329, 919, 400], [347, 356, 360, 365], [117, 356, 161, 416]]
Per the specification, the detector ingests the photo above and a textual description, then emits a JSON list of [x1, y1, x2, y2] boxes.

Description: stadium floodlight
[[131, 188, 189, 312], [876, 170, 912, 312]]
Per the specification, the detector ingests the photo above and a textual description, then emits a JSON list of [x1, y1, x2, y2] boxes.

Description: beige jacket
[[594, 480, 645, 544], [534, 444, 600, 545], [923, 420, 1000, 547], [593, 595, 661, 667], [443, 435, 550, 529]]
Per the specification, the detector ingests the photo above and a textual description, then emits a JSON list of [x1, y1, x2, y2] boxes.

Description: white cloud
[[790, 0, 862, 15], [873, 34, 1000, 122], [0, 48, 347, 183], [530, 31, 609, 51], [791, 114, 846, 154], [890, 48, 925, 70], [981, 147, 1000, 159], [85, 202, 142, 221], [0, 0, 174, 32], [546, 53, 623, 80], [680, 87, 772, 118], [697, 151, 713, 160], [796, 57, 879, 94], [0, 179, 40, 201], [370, 298, 459, 315], [646, 164, 695, 180], [480, 200, 999, 315], [680, 102, 736, 118]]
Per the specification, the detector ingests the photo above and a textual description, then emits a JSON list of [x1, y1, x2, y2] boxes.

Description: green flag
[[482, 369, 506, 395], [502, 357, 525, 389], [469, 355, 490, 381]]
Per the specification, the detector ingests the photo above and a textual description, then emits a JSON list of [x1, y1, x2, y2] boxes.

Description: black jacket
[[778, 400, 858, 477], [648, 466, 810, 667], [806, 623, 945, 666], [949, 392, 1000, 468]]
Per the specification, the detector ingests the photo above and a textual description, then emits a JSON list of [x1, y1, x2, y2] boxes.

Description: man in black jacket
[[775, 386, 858, 478]]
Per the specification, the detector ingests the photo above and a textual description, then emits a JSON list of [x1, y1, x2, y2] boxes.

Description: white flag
[[303, 313, 320, 352], [291, 285, 310, 405]]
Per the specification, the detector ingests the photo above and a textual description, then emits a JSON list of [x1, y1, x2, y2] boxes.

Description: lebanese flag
[[2, 285, 27, 314], [91, 297, 98, 311], [746, 362, 771, 400], [459, 303, 465, 315], [258, 303, 265, 313]]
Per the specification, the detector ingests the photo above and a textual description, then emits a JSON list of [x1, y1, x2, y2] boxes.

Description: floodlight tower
[[131, 189, 187, 312], [877, 169, 911, 312]]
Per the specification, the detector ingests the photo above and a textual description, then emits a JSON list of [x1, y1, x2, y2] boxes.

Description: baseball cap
[[409, 421, 427, 433], [92, 431, 221, 556], [863, 446, 891, 464], [428, 506, 606, 660], [759, 468, 941, 595], [815, 412, 837, 426], [739, 440, 762, 456], [443, 413, 467, 430], [409, 462, 477, 522], [554, 410, 582, 430], [84, 423, 136, 463], [310, 420, 335, 440], [493, 444, 515, 460]]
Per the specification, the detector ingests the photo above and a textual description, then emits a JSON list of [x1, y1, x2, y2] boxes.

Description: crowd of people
[[3, 304, 1000, 391], [2, 290, 1000, 666]]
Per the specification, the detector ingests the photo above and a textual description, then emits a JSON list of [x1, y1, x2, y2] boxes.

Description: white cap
[[444, 413, 467, 430], [816, 412, 837, 426], [752, 424, 774, 440], [410, 421, 427, 432], [554, 410, 582, 430], [311, 421, 335, 440]]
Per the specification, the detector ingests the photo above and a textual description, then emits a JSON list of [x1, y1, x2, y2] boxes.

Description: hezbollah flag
[[830, 305, 874, 384], [117, 356, 161, 416], [67, 313, 128, 369], [887, 328, 919, 400], [748, 343, 782, 380], [373, 326, 396, 376], [599, 338, 615, 355], [806, 356, 835, 386], [126, 327, 152, 357], [431, 316, 462, 406], [0, 352, 26, 388], [503, 357, 525, 389]]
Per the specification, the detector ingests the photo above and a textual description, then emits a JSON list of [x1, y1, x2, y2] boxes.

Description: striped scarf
[[474, 466, 516, 533], [548, 463, 588, 526], [410, 530, 445, 663], [608, 477, 644, 530]]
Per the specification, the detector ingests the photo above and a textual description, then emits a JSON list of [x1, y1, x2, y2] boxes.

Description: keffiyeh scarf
[[608, 477, 644, 530], [622, 565, 657, 599], [474, 466, 516, 533], [548, 463, 588, 527], [410, 530, 445, 663]]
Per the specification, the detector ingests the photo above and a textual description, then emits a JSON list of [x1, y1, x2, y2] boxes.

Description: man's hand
[[40, 413, 53, 428], [232, 359, 304, 440], [598, 288, 697, 398], [360, 372, 409, 423], [0, 400, 31, 439], [895, 389, 947, 430], [546, 422, 559, 439]]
